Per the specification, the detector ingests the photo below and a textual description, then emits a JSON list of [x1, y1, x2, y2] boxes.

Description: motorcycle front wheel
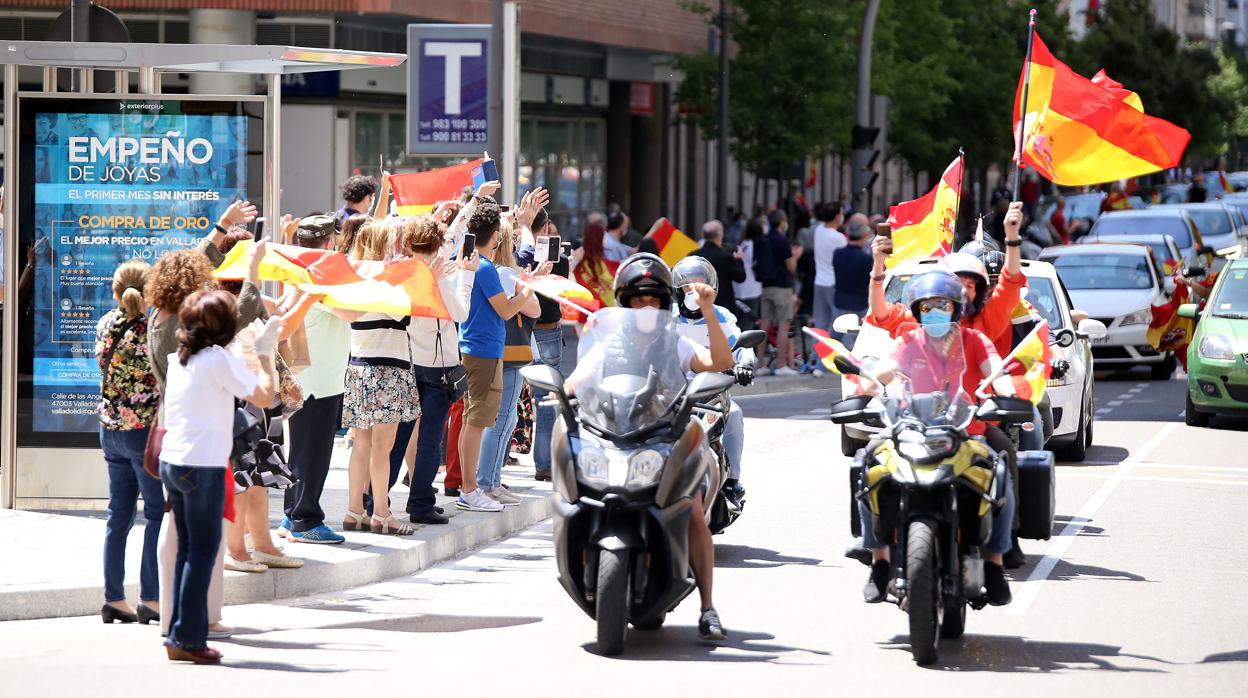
[[596, 548, 630, 656], [906, 519, 942, 665]]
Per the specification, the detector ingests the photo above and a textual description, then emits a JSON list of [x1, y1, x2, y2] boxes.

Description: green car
[[1181, 258, 1248, 427]]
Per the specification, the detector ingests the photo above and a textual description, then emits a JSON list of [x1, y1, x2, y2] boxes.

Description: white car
[[1040, 243, 1174, 379], [835, 257, 1106, 461]]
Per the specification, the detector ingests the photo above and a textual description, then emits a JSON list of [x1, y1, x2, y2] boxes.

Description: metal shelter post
[[265, 73, 281, 237], [2, 64, 17, 509]]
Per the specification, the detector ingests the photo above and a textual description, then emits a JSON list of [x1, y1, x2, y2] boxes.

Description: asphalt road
[[2, 370, 1245, 696]]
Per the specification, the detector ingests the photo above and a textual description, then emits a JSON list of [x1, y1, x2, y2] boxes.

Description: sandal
[[370, 514, 414, 535], [343, 509, 368, 531]]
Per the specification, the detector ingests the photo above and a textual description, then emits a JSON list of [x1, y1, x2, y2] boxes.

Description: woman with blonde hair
[[97, 260, 164, 625], [343, 218, 418, 534]]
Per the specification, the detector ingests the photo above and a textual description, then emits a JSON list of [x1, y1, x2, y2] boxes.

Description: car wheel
[[1151, 353, 1177, 381], [1185, 391, 1210, 428], [1056, 405, 1087, 462]]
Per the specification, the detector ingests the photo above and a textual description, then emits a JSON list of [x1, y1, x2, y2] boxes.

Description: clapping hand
[[220, 199, 258, 229], [248, 315, 285, 356], [516, 187, 550, 229], [475, 179, 501, 200]]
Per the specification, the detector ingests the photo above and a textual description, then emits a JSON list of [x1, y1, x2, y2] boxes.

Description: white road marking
[[1107, 400, 1124, 407], [1008, 422, 1179, 616], [1057, 473, 1248, 488], [1077, 461, 1248, 473]]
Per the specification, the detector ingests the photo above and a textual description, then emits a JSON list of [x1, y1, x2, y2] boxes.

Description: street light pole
[[717, 0, 730, 221], [851, 0, 881, 211]]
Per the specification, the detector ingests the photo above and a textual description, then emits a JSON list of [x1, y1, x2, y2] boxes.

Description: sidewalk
[[0, 371, 834, 623]]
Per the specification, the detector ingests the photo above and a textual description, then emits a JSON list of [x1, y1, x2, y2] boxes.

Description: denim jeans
[[101, 426, 164, 603], [403, 365, 455, 516], [723, 401, 745, 480], [161, 462, 225, 651], [477, 366, 524, 491], [531, 327, 563, 474], [810, 284, 838, 361]]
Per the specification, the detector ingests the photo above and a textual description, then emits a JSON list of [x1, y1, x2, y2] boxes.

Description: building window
[[519, 116, 607, 236]]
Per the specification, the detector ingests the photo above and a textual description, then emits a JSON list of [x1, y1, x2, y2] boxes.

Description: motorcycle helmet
[[671, 256, 719, 320], [905, 270, 967, 324], [613, 252, 675, 310], [959, 239, 1005, 287], [938, 252, 990, 318]]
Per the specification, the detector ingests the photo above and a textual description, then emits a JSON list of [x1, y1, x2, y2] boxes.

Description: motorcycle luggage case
[[1016, 449, 1055, 540], [849, 463, 863, 537]]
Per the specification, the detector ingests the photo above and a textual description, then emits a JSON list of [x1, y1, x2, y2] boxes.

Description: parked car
[[1040, 243, 1175, 379], [835, 257, 1106, 461], [1085, 209, 1213, 271], [1080, 232, 1184, 294], [1149, 202, 1245, 269], [1181, 258, 1248, 427]]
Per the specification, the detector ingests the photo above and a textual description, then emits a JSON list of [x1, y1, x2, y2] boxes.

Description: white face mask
[[635, 307, 659, 333]]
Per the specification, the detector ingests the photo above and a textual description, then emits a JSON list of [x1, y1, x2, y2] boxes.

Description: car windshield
[[1047, 253, 1155, 290], [880, 329, 976, 431], [1210, 267, 1248, 318], [1184, 210, 1234, 238], [1091, 216, 1193, 248], [569, 307, 688, 436], [1066, 195, 1104, 221], [1021, 277, 1066, 329]]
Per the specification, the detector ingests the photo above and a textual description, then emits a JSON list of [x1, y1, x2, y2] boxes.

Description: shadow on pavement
[[1074, 445, 1130, 464], [1046, 559, 1150, 583], [221, 635, 381, 652], [223, 660, 354, 673], [883, 634, 1172, 672], [584, 626, 831, 663], [713, 544, 824, 569], [1202, 649, 1248, 663], [315, 613, 542, 634], [1051, 515, 1106, 537]]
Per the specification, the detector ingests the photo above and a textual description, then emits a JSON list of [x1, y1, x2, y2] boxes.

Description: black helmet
[[905, 271, 967, 324], [671, 256, 718, 320], [960, 239, 1005, 285], [613, 252, 674, 310]]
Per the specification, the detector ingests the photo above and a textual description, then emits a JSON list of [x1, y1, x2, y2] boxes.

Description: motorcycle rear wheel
[[906, 520, 942, 665], [596, 548, 630, 656]]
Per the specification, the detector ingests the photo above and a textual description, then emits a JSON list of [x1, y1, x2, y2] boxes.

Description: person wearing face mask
[[867, 202, 1027, 360], [856, 271, 1017, 607]]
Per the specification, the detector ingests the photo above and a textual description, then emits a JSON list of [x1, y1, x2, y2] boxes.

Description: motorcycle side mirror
[[830, 395, 877, 424], [1196, 246, 1214, 257], [686, 371, 737, 402], [832, 313, 862, 335], [732, 330, 766, 351], [832, 355, 861, 375], [976, 396, 1035, 424], [1053, 328, 1076, 348], [1183, 265, 1208, 278], [520, 364, 566, 395]]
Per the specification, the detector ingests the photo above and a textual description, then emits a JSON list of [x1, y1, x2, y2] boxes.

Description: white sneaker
[[774, 366, 799, 376], [456, 489, 504, 512], [487, 487, 522, 506], [755, 366, 773, 377], [811, 368, 826, 378]]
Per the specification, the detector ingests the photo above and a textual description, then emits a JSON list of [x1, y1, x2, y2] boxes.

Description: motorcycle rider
[[565, 253, 734, 640], [857, 270, 1016, 607], [670, 256, 754, 510]]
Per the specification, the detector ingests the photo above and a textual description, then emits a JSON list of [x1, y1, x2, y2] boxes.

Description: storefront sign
[[630, 82, 656, 116], [407, 24, 494, 155], [17, 97, 252, 444]]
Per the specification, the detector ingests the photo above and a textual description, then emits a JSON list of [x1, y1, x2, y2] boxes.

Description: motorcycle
[[520, 308, 737, 656], [696, 329, 766, 535], [829, 330, 1042, 665]]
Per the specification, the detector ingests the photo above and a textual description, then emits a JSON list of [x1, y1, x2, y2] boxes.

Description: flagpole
[[1013, 8, 1038, 202], [954, 146, 966, 242]]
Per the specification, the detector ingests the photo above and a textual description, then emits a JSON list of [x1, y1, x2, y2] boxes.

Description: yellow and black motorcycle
[[831, 333, 1037, 665]]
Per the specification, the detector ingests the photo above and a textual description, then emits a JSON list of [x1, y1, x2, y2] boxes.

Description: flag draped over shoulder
[[1013, 32, 1190, 186], [1148, 280, 1194, 354], [214, 240, 450, 320], [389, 159, 484, 215], [1001, 320, 1051, 404], [885, 155, 962, 267], [645, 218, 700, 267]]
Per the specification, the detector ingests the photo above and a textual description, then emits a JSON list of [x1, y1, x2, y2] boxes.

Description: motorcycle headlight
[[1198, 334, 1236, 361], [577, 446, 609, 486], [924, 433, 956, 460], [897, 440, 930, 462], [626, 449, 666, 486], [1121, 308, 1152, 326]]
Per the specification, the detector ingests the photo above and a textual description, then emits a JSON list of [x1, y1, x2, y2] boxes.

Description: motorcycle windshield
[[571, 307, 688, 436], [883, 324, 976, 429]]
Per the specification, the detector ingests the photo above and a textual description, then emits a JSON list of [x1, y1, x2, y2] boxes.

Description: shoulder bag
[[434, 320, 469, 403]]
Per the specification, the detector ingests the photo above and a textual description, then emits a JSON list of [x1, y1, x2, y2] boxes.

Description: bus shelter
[[1, 41, 406, 509]]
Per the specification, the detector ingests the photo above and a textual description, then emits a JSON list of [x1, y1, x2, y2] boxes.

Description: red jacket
[[867, 267, 1027, 357]]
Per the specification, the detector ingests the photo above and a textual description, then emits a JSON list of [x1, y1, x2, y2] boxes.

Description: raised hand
[[220, 199, 258, 229]]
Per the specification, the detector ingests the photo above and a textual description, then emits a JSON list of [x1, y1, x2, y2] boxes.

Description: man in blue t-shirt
[[457, 201, 551, 513]]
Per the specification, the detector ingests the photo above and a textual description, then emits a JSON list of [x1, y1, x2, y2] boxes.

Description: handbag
[[278, 322, 312, 371], [434, 320, 469, 403], [230, 402, 298, 490]]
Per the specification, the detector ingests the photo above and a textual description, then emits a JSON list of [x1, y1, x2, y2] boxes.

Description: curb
[[733, 375, 840, 397], [1, 492, 554, 622]]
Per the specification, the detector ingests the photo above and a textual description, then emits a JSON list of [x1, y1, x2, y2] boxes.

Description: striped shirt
[[350, 312, 411, 369]]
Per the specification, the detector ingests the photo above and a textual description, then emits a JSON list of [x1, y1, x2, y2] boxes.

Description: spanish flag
[[1148, 280, 1195, 355], [1001, 320, 1051, 404], [213, 241, 451, 320], [645, 218, 700, 268], [389, 159, 484, 215], [1014, 33, 1190, 186], [517, 273, 601, 315], [802, 327, 865, 383], [885, 154, 962, 267]]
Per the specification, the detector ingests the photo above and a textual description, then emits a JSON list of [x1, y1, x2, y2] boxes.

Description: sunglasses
[[918, 299, 953, 314]]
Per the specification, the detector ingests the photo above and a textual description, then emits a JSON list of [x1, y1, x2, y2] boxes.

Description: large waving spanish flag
[[390, 159, 484, 215], [885, 154, 962, 267], [214, 241, 450, 320], [1013, 33, 1189, 186]]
